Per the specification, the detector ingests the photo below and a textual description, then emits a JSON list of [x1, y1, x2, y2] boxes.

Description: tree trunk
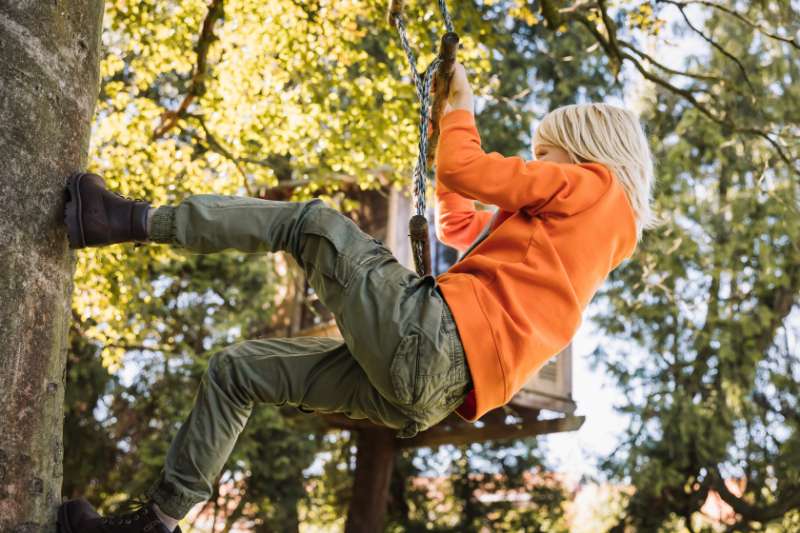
[[0, 2, 103, 531], [344, 428, 397, 533]]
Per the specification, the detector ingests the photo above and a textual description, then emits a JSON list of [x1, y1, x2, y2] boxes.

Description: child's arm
[[437, 64, 608, 215], [432, 69, 494, 251], [435, 179, 494, 252]]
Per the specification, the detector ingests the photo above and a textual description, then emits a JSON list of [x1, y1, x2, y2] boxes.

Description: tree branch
[[186, 114, 254, 196], [152, 0, 225, 139], [657, 0, 754, 93], [663, 0, 800, 50], [556, 1, 798, 174], [618, 40, 725, 84], [595, 0, 624, 76], [710, 466, 800, 524], [594, 20, 796, 172]]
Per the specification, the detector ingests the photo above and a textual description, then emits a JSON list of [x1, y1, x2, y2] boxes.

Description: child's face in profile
[[533, 143, 572, 164]]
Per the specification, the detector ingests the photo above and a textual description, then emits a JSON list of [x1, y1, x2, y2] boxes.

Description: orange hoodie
[[434, 109, 638, 422]]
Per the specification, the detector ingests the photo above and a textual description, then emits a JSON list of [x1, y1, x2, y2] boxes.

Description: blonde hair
[[533, 103, 666, 243]]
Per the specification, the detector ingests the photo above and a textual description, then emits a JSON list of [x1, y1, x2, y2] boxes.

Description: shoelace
[[101, 498, 153, 526], [111, 190, 146, 204]]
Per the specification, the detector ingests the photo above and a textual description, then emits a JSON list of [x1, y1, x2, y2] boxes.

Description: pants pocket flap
[[389, 334, 420, 406]]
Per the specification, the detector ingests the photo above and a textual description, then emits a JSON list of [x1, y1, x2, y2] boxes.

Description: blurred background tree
[[62, 0, 798, 531], [591, 2, 800, 531]]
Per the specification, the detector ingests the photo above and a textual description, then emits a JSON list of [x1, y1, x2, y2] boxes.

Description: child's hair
[[533, 102, 666, 242]]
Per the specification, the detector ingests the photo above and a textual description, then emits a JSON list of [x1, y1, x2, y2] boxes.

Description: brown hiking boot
[[57, 498, 181, 533], [64, 172, 150, 249]]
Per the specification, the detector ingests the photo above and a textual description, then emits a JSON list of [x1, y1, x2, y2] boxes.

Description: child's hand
[[447, 62, 473, 113]]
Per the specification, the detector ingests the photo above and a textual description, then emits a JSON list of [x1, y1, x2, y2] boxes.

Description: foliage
[[381, 440, 569, 532], [63, 0, 800, 530], [68, 0, 608, 529], [591, 2, 800, 531]]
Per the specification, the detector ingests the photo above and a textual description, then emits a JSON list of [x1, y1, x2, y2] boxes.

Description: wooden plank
[[396, 415, 586, 449], [509, 389, 578, 414], [321, 413, 586, 449]]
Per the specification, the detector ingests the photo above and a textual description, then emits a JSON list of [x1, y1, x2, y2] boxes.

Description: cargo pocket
[[300, 208, 361, 289], [300, 235, 356, 289], [389, 333, 421, 407]]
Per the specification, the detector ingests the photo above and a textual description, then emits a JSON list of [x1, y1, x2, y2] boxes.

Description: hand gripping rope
[[388, 0, 459, 277]]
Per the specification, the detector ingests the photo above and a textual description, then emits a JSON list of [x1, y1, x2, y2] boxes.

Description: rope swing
[[388, 0, 459, 277]]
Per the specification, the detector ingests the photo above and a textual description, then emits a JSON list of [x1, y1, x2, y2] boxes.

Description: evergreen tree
[[593, 3, 800, 530]]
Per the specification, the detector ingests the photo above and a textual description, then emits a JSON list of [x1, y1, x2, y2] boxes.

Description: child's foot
[[57, 498, 180, 532], [64, 172, 150, 249]]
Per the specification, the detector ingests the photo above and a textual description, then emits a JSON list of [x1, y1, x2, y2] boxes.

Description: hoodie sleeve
[[435, 178, 494, 253], [435, 109, 612, 216]]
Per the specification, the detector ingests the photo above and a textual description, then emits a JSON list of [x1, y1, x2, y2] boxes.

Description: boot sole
[[56, 501, 76, 533], [64, 173, 86, 249]]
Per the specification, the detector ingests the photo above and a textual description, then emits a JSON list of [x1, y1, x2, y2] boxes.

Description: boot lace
[[112, 191, 146, 204], [101, 497, 154, 527]]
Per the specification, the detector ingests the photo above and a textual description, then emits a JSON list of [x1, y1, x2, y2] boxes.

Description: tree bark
[[0, 2, 103, 531], [344, 428, 397, 533]]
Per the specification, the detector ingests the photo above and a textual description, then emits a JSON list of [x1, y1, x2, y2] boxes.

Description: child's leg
[[149, 195, 471, 424], [145, 336, 412, 520], [59, 185, 473, 532]]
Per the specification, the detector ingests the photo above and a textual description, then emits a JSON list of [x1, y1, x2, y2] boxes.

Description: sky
[[539, 308, 630, 483]]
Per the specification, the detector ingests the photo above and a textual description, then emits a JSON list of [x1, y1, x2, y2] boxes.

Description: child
[[58, 62, 656, 532]]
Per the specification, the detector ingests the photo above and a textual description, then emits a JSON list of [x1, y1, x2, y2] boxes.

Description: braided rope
[[390, 1, 454, 275], [438, 0, 454, 32], [411, 61, 440, 218]]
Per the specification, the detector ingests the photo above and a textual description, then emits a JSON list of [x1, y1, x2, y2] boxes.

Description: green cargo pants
[[142, 195, 473, 518]]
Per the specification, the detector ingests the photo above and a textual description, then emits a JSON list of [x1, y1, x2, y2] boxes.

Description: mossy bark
[[0, 2, 103, 531]]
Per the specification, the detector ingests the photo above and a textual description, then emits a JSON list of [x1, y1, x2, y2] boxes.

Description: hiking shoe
[[64, 172, 150, 249], [57, 498, 181, 533]]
